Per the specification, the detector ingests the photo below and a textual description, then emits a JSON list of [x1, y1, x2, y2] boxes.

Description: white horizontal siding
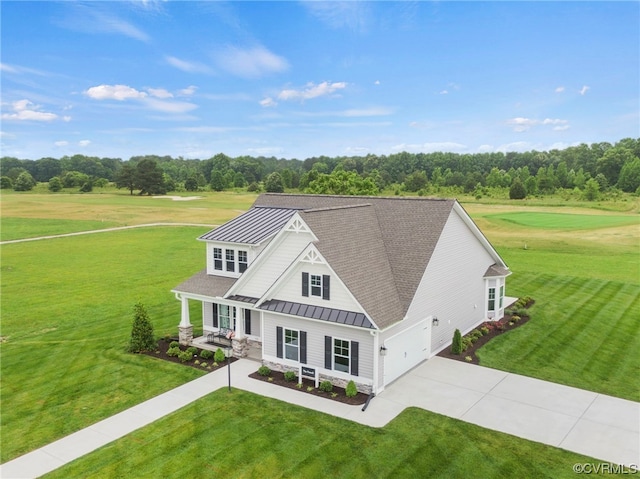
[[262, 312, 374, 380], [405, 209, 497, 355], [273, 261, 363, 312], [235, 231, 314, 298]]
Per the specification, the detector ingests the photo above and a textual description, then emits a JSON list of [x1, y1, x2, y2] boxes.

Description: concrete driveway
[[363, 357, 639, 467]]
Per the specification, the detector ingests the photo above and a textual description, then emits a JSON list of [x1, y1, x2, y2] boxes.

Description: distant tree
[[128, 303, 155, 353], [404, 171, 428, 192], [583, 178, 600, 201], [596, 147, 634, 186], [13, 171, 36, 191], [48, 177, 63, 192], [184, 175, 199, 191], [265, 172, 285, 193], [594, 173, 609, 191], [0, 176, 13, 189], [134, 159, 165, 195], [306, 170, 378, 195], [116, 164, 136, 194], [210, 170, 225, 191], [79, 181, 93, 193], [509, 177, 527, 199], [233, 171, 246, 188], [163, 174, 176, 193], [617, 158, 640, 192]]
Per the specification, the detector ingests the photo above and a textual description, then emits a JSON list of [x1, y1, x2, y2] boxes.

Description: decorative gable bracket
[[285, 218, 310, 234], [301, 249, 325, 265]]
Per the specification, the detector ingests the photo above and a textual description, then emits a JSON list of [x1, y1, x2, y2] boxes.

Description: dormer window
[[213, 248, 223, 270], [226, 249, 235, 272], [310, 275, 322, 296]]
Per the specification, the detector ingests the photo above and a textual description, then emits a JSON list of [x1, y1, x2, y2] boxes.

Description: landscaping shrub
[[461, 337, 472, 351], [284, 371, 296, 382], [200, 349, 213, 360], [186, 346, 198, 355], [170, 341, 180, 348], [451, 329, 462, 354], [214, 347, 226, 363], [319, 380, 333, 392], [167, 346, 180, 357], [258, 365, 271, 377], [178, 350, 192, 363], [480, 326, 490, 335], [465, 356, 473, 362], [346, 380, 357, 398], [128, 303, 155, 353]]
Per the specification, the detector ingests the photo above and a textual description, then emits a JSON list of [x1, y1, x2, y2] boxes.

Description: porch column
[[177, 295, 193, 346]]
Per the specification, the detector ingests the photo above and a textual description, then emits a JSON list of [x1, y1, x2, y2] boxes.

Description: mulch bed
[[249, 370, 369, 405], [140, 338, 237, 372], [437, 302, 534, 365]]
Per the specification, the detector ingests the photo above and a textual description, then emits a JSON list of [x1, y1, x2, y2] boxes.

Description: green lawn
[[0, 217, 120, 241], [484, 211, 639, 230], [0, 227, 209, 462], [44, 390, 597, 479], [477, 273, 640, 401]]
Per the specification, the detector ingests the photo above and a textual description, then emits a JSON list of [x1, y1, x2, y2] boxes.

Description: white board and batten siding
[[234, 230, 314, 299], [262, 312, 374, 382], [406, 208, 498, 356]]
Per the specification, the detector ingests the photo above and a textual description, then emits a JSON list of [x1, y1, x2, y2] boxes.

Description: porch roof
[[172, 269, 235, 298], [483, 264, 511, 278], [259, 299, 375, 329]]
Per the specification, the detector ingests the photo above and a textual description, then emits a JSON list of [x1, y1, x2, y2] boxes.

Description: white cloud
[[215, 45, 289, 78], [345, 146, 369, 154], [165, 56, 213, 74], [147, 88, 173, 99], [143, 98, 197, 113], [63, 115, 72, 122], [0, 63, 49, 76], [247, 146, 284, 155], [553, 125, 570, 131], [54, 140, 69, 147], [57, 5, 149, 42], [477, 144, 494, 152], [178, 86, 198, 96], [278, 81, 347, 101], [391, 142, 467, 153], [374, 80, 380, 85], [85, 84, 147, 101], [440, 90, 448, 95], [1, 99, 59, 122], [78, 140, 91, 147], [496, 141, 533, 152], [304, 2, 371, 33], [260, 97, 277, 108], [555, 86, 565, 93], [579, 85, 590, 95], [507, 117, 569, 132]]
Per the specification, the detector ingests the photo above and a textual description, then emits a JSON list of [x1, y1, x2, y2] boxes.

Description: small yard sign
[[299, 365, 319, 388]]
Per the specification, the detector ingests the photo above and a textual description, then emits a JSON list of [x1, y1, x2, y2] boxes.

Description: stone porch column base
[[178, 325, 193, 346]]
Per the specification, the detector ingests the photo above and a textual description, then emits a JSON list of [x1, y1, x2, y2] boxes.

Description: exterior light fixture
[[432, 317, 439, 326], [380, 345, 387, 356]]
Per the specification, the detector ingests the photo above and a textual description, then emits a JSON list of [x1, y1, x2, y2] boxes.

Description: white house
[[172, 193, 510, 394]]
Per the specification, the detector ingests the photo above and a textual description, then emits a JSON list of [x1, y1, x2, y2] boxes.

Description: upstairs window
[[225, 249, 235, 272], [213, 248, 223, 270], [302, 272, 330, 300], [238, 250, 248, 273]]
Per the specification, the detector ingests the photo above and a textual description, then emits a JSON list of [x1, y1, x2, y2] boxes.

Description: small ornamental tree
[[451, 329, 463, 355], [509, 177, 527, 199], [1, 176, 13, 189], [129, 303, 155, 353], [214, 347, 226, 363], [48, 177, 63, 192]]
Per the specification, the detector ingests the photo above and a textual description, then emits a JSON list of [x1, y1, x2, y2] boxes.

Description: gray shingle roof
[[199, 206, 298, 244], [254, 194, 456, 329], [172, 269, 236, 297], [259, 299, 374, 329], [484, 264, 511, 277]]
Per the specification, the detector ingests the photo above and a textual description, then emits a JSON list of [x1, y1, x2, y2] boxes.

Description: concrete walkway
[[2, 357, 638, 478]]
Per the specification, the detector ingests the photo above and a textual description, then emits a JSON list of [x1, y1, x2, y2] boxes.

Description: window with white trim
[[488, 287, 496, 311], [238, 250, 248, 273], [213, 248, 223, 270], [499, 285, 504, 309], [225, 249, 235, 272], [310, 274, 322, 297], [284, 328, 299, 361], [333, 338, 350, 373], [219, 305, 231, 329]]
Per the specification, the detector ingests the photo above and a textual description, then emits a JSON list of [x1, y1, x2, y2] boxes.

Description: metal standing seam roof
[[198, 206, 299, 244], [259, 299, 375, 329]]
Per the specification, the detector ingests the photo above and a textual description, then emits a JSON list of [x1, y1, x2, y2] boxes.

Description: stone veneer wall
[[262, 360, 372, 395]]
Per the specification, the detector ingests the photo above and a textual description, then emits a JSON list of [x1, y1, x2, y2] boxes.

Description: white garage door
[[384, 319, 429, 386]]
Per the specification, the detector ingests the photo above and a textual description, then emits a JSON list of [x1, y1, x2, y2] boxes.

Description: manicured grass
[[477, 273, 640, 401], [0, 217, 120, 241], [485, 211, 639, 230], [0, 227, 209, 462], [44, 390, 597, 479]]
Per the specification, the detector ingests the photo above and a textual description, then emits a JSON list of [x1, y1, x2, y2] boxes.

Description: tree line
[[1, 138, 639, 199]]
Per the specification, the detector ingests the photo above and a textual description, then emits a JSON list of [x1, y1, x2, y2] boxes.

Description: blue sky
[[1, 1, 638, 160]]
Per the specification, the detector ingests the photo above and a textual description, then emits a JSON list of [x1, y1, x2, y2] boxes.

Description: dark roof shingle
[[199, 206, 298, 244]]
